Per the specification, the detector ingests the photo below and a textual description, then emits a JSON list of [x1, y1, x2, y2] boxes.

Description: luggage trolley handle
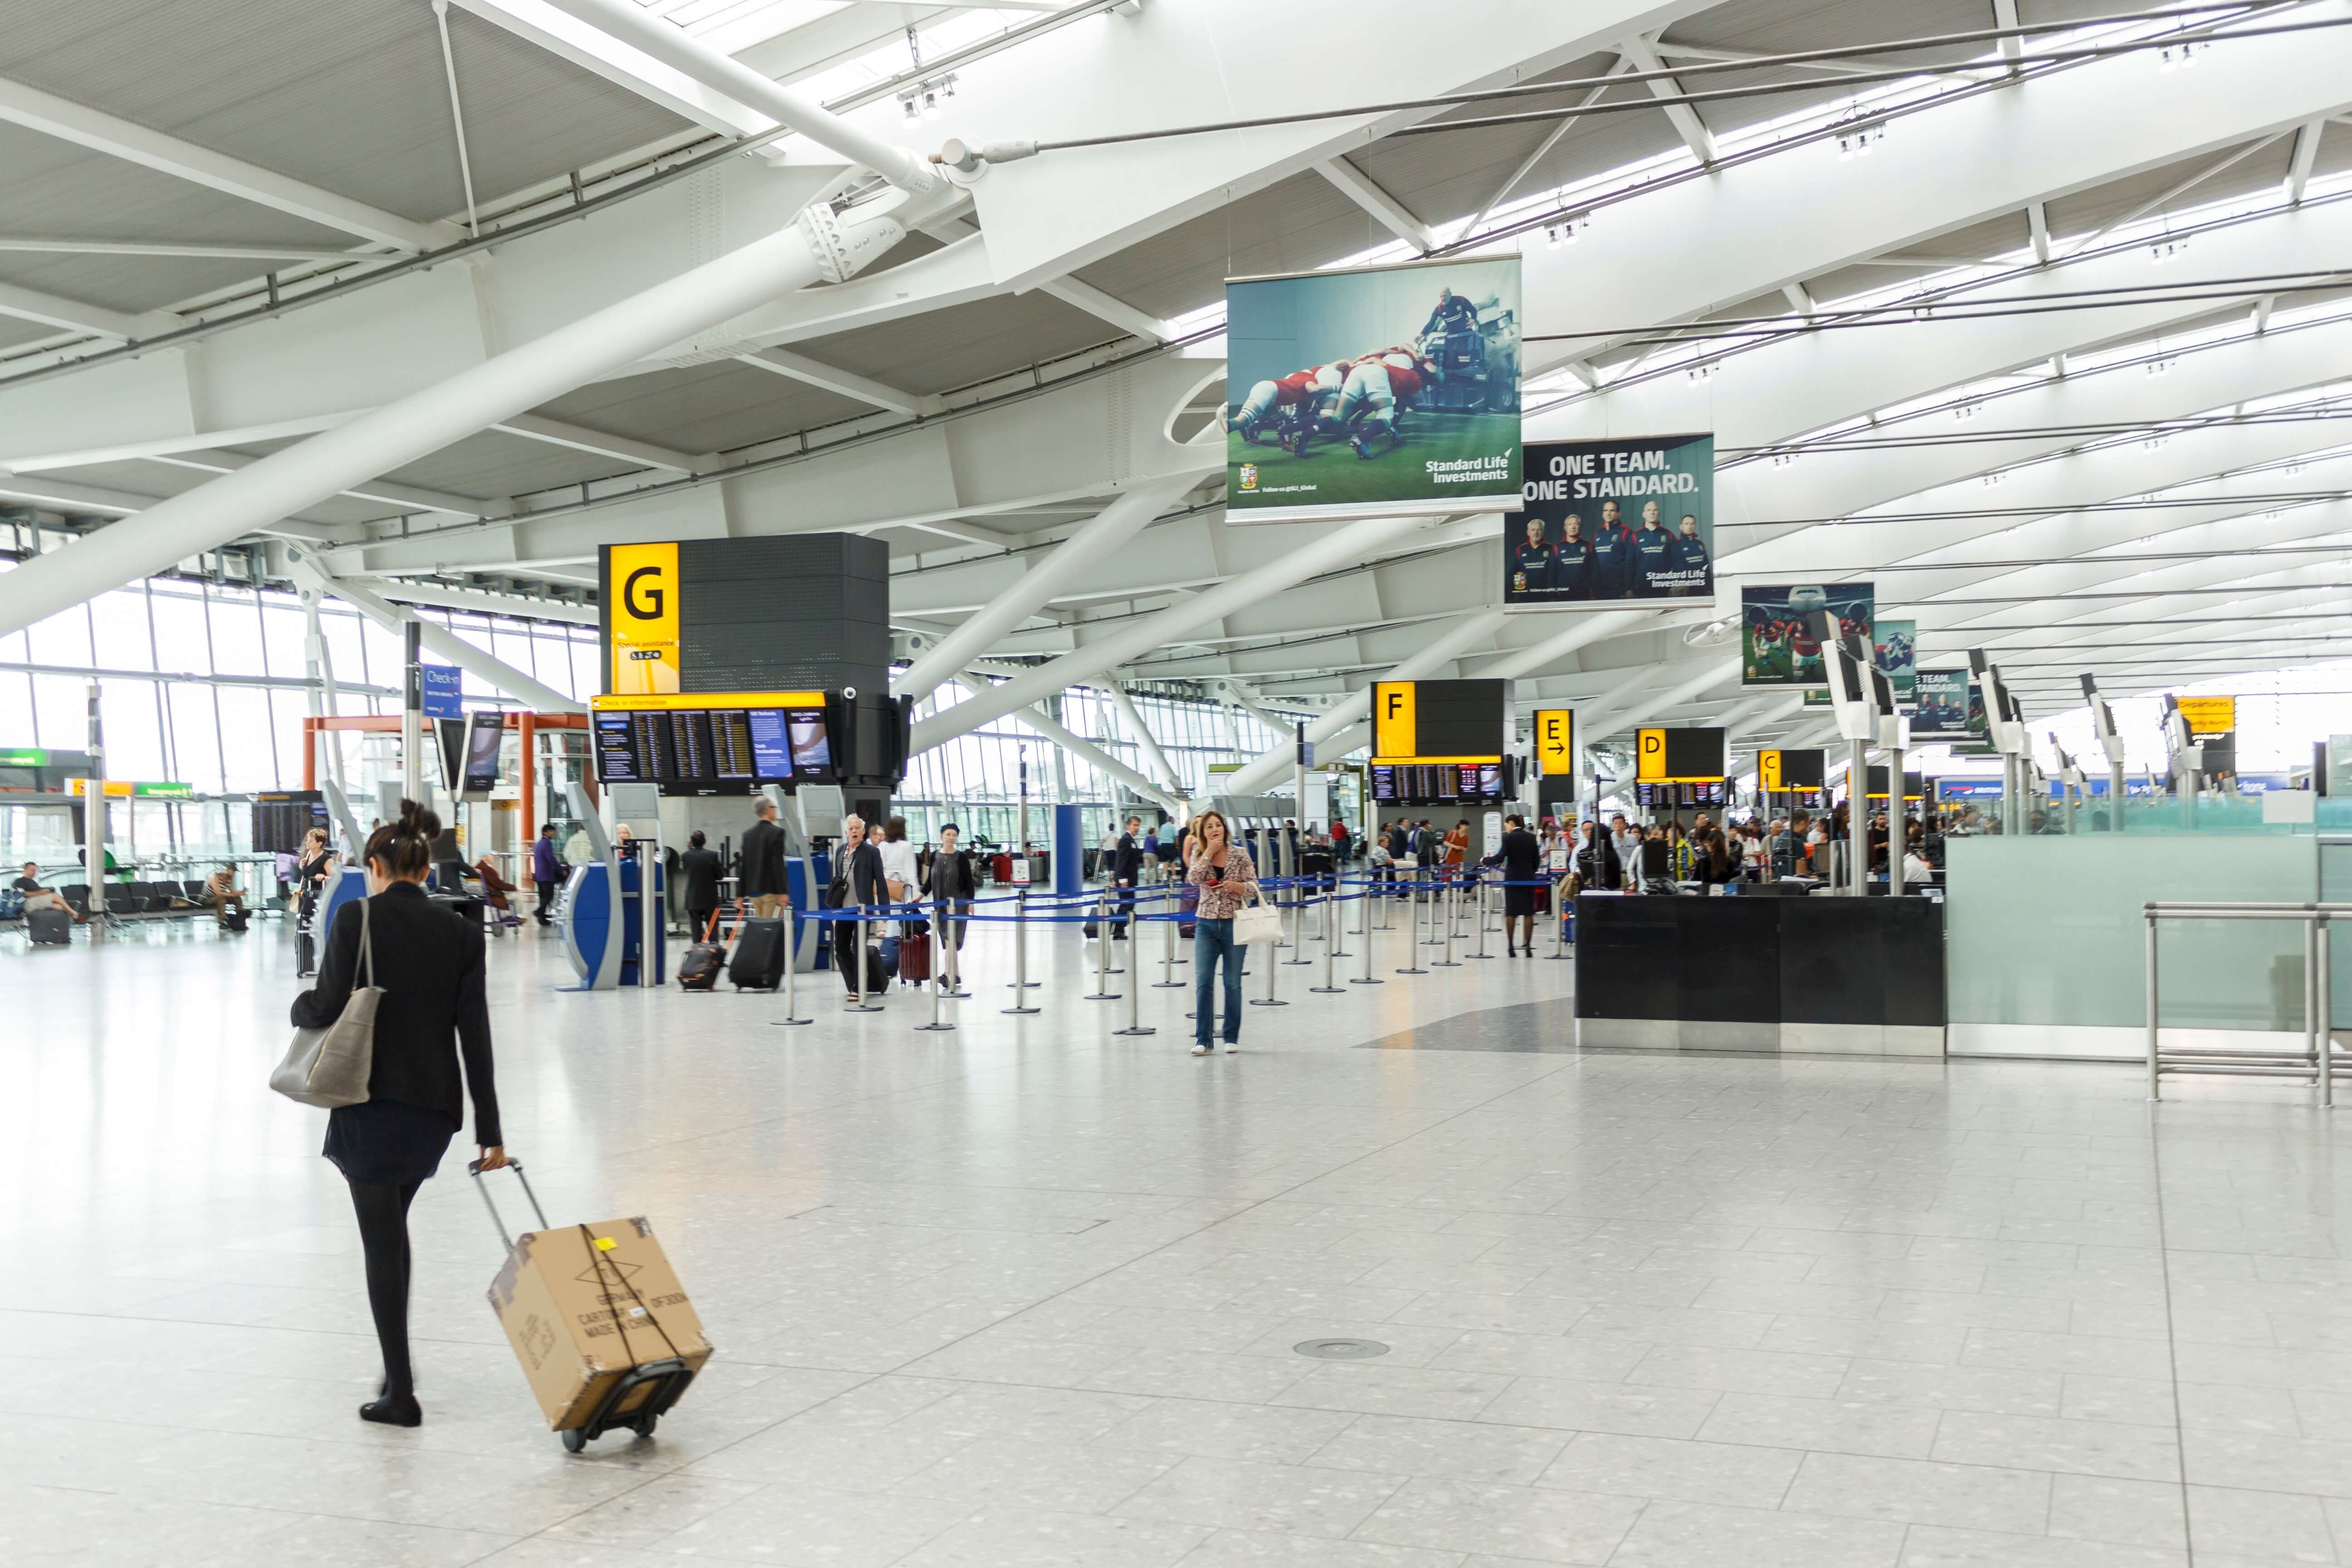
[[467, 1157, 550, 1250]]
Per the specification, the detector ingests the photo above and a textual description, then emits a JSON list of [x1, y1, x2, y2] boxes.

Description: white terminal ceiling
[[1, 0, 2350, 773]]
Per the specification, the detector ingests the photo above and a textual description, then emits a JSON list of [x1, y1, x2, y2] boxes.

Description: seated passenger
[[201, 864, 249, 928]]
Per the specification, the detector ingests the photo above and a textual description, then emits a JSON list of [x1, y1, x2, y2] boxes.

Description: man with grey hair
[[831, 815, 886, 996]]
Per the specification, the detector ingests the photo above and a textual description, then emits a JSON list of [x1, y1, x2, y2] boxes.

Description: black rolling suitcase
[[678, 906, 729, 991], [728, 916, 786, 990], [27, 906, 72, 945]]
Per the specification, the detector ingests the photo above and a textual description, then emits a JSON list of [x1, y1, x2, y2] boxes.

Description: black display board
[[592, 702, 834, 788], [1370, 760, 1507, 806], [252, 790, 327, 856]]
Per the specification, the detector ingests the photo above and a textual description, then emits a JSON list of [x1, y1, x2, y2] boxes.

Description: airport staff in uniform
[[1110, 814, 1143, 939], [1491, 813, 1543, 956], [1511, 516, 1553, 596], [1588, 500, 1635, 598], [1632, 501, 1677, 596], [741, 798, 785, 918]]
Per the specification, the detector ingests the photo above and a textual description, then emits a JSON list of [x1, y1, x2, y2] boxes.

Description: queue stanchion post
[[1551, 882, 1572, 960], [915, 916, 954, 1031], [1004, 887, 1040, 1014], [1396, 874, 1428, 976], [773, 896, 812, 1026], [1467, 873, 1492, 960], [1156, 887, 1185, 988], [1284, 877, 1311, 964], [1250, 909, 1288, 1007], [1433, 878, 1460, 968], [942, 904, 970, 998], [1329, 873, 1350, 958], [1311, 876, 1344, 994], [846, 910, 882, 1012], [1115, 914, 1157, 1037], [1353, 882, 1384, 985], [1087, 886, 1119, 1001]]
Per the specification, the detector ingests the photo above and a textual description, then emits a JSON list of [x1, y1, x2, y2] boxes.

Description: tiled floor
[[5, 900, 2350, 1566]]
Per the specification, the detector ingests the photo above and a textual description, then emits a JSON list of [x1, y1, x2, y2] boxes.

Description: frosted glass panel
[[1947, 835, 2318, 1048]]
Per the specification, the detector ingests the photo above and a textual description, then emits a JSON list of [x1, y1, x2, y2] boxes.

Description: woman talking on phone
[[1183, 809, 1259, 1057], [290, 799, 504, 1428]]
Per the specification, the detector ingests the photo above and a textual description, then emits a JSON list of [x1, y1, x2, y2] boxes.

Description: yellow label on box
[[594, 1237, 616, 1251]]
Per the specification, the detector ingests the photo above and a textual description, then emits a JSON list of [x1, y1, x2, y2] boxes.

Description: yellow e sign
[[608, 542, 681, 695], [1534, 709, 1574, 777], [1372, 681, 1417, 760]]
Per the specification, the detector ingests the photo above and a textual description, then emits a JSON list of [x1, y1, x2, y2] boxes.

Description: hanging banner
[[1911, 669, 1974, 741], [1225, 255, 1522, 522], [1740, 583, 1874, 687], [1804, 616, 1916, 708], [420, 663, 464, 719], [1508, 434, 1713, 609], [1532, 709, 1575, 777]]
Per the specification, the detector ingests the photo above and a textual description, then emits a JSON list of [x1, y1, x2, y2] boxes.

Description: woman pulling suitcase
[[290, 799, 506, 1428]]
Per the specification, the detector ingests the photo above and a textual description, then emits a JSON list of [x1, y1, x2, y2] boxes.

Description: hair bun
[[395, 798, 441, 839]]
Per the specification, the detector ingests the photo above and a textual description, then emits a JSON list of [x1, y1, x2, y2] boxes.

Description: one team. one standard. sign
[[1225, 255, 1523, 522], [1507, 435, 1714, 609]]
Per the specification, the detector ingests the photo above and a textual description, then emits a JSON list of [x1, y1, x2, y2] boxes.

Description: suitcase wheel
[[562, 1426, 588, 1454], [632, 1414, 658, 1439]]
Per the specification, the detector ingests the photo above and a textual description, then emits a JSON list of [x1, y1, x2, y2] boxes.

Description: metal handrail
[[2144, 900, 2345, 1105]]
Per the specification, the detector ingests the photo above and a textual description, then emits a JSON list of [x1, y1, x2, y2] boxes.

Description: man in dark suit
[[832, 814, 887, 997], [1110, 813, 1143, 939], [678, 830, 722, 941], [741, 798, 786, 918]]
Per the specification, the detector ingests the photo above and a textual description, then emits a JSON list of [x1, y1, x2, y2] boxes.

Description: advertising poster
[[1740, 583, 1874, 687], [1874, 619, 1916, 705], [1911, 669, 1973, 740], [1226, 256, 1522, 521], [1508, 434, 1713, 610]]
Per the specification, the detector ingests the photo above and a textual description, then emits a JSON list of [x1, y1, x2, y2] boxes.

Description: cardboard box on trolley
[[486, 1210, 713, 1437]]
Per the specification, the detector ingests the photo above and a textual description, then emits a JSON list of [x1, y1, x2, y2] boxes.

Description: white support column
[[953, 676, 1180, 818], [541, 0, 937, 191], [1106, 681, 1182, 793], [295, 559, 584, 714], [0, 197, 930, 641], [911, 512, 1443, 754], [1314, 157, 1436, 252], [2288, 117, 2327, 204], [1219, 608, 1509, 795], [736, 348, 943, 416], [892, 473, 1205, 702], [1620, 33, 1718, 166]]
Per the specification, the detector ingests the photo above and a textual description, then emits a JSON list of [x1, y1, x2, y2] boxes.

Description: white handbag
[[270, 896, 381, 1108], [1232, 891, 1283, 946]]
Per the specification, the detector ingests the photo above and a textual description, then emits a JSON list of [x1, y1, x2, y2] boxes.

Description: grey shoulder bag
[[270, 897, 381, 1107]]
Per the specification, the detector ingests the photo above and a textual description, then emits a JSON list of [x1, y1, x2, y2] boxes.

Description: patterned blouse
[[1185, 844, 1259, 921]]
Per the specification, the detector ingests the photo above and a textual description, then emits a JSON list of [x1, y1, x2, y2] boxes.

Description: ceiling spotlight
[[2158, 41, 2207, 70], [922, 86, 941, 118], [1770, 453, 1797, 469], [2146, 357, 2177, 377], [1543, 211, 1592, 248], [1981, 472, 2004, 488], [1954, 403, 1980, 421], [1686, 364, 1715, 384], [1835, 119, 1886, 161], [2150, 237, 2186, 265], [898, 89, 922, 122]]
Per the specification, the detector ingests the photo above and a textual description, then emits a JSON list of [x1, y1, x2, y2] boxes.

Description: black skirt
[[1504, 885, 1539, 918], [324, 1097, 459, 1185]]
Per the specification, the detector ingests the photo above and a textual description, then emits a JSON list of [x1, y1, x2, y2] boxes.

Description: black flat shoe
[[360, 1394, 422, 1427]]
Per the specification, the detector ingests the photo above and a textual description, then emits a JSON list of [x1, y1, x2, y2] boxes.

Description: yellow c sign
[[608, 542, 681, 694], [1759, 749, 1785, 792]]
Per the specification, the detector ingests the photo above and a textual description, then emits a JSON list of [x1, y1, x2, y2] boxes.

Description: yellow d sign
[[609, 542, 681, 695]]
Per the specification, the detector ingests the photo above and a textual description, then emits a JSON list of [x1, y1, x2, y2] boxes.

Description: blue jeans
[[1193, 917, 1245, 1046]]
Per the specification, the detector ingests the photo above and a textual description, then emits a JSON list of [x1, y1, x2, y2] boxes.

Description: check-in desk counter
[[1573, 892, 1945, 1056]]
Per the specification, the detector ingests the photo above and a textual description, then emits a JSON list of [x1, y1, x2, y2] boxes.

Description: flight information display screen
[[1371, 762, 1508, 806], [1635, 780, 1730, 808], [592, 700, 832, 786]]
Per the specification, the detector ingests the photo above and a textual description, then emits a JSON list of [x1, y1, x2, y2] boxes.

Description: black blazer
[[740, 819, 785, 898], [926, 848, 975, 901], [1111, 833, 1142, 884], [678, 848, 722, 908], [291, 882, 500, 1145]]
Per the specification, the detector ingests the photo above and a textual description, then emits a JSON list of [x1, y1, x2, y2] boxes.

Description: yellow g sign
[[608, 542, 680, 694]]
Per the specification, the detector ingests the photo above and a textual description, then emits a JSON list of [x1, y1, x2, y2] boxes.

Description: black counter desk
[[1574, 892, 1945, 1055]]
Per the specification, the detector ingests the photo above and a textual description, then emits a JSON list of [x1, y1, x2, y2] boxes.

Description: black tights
[[348, 1179, 421, 1398]]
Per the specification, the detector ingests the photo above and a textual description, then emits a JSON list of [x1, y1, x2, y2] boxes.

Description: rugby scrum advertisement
[[1507, 434, 1714, 610], [1225, 255, 1523, 521], [1804, 618, 1916, 707], [1740, 582, 1875, 687]]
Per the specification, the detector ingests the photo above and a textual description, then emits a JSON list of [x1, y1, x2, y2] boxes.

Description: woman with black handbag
[[290, 800, 505, 1429]]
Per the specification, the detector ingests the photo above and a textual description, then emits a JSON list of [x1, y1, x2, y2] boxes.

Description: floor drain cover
[[1294, 1338, 1390, 1360]]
